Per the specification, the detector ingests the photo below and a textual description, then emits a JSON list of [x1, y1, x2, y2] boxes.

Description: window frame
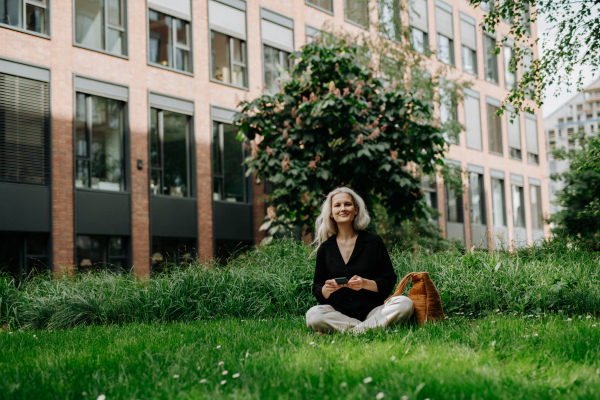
[[0, 0, 51, 38], [469, 170, 486, 225], [262, 44, 292, 94], [75, 234, 129, 273], [529, 182, 543, 230], [490, 175, 507, 227], [73, 87, 128, 193], [209, 30, 249, 90], [146, 6, 194, 75], [305, 0, 334, 15], [344, 0, 370, 30], [211, 119, 248, 204], [483, 30, 499, 85], [73, 0, 129, 58], [148, 102, 195, 199]]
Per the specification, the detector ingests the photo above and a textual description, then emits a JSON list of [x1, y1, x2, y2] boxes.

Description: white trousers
[[306, 296, 414, 333]]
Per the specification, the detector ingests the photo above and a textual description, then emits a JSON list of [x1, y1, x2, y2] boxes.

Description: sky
[[537, 7, 599, 118]]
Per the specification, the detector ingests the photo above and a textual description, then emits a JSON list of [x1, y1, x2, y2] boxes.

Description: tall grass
[[1, 239, 599, 330]]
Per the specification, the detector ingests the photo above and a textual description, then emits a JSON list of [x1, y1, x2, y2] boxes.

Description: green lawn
[[1, 314, 599, 400]]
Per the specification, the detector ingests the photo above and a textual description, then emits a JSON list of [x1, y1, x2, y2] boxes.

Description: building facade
[[0, 0, 549, 279], [543, 77, 600, 216]]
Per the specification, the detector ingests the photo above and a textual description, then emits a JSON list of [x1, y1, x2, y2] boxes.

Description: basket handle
[[386, 272, 417, 301]]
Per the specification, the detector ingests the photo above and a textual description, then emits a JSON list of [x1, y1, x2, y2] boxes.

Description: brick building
[[0, 0, 549, 279]]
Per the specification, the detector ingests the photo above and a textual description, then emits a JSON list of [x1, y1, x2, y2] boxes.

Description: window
[[522, 49, 533, 98], [215, 239, 253, 264], [409, 0, 429, 53], [464, 90, 482, 150], [306, 25, 321, 44], [263, 45, 292, 94], [440, 80, 458, 144], [211, 32, 247, 87], [530, 183, 543, 230], [261, 11, 294, 94], [0, 72, 50, 185], [148, 8, 191, 72], [209, 0, 247, 87], [345, 0, 369, 28], [212, 121, 246, 202], [378, 0, 402, 41], [512, 183, 526, 228], [480, 1, 492, 12], [503, 44, 516, 90], [151, 237, 196, 274], [0, 232, 48, 281], [483, 32, 499, 84], [436, 1, 454, 65], [75, 0, 126, 56], [460, 14, 477, 75], [445, 184, 464, 223], [149, 108, 192, 197], [422, 175, 438, 221], [75, 93, 125, 191], [487, 101, 503, 155], [306, 0, 333, 13], [521, 3, 531, 36], [76, 235, 128, 273], [507, 111, 521, 159], [0, 0, 48, 35], [491, 177, 506, 227], [525, 113, 539, 164], [469, 171, 486, 225]]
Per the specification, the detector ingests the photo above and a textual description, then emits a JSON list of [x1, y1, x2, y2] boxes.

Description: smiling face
[[330, 192, 358, 225]]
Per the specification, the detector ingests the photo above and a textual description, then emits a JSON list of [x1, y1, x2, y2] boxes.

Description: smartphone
[[334, 277, 349, 284]]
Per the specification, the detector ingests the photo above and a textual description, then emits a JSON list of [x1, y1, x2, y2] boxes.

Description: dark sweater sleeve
[[372, 236, 397, 300], [312, 246, 330, 304]]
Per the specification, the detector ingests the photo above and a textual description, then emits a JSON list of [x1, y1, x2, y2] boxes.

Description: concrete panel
[[513, 227, 528, 249], [0, 182, 50, 232], [213, 202, 253, 241], [493, 225, 509, 250], [446, 221, 465, 245], [150, 197, 197, 238], [76, 191, 131, 235], [532, 229, 545, 245], [471, 223, 489, 249]]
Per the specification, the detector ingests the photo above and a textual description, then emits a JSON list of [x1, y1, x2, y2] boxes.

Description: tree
[[235, 36, 447, 243], [550, 131, 600, 250], [467, 0, 600, 115]]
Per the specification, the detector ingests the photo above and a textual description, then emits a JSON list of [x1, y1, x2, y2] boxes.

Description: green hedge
[[1, 239, 599, 330]]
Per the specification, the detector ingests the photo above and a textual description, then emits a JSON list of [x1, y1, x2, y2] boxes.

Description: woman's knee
[[384, 296, 414, 320], [306, 305, 331, 328]]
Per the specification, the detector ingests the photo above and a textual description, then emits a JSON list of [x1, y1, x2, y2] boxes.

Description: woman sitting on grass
[[306, 187, 414, 333]]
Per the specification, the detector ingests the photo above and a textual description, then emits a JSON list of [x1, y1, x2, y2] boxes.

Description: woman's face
[[330, 192, 358, 225]]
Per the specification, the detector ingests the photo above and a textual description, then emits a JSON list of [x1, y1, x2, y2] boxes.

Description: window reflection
[[77, 235, 128, 273], [211, 31, 247, 87], [149, 9, 191, 72], [212, 121, 245, 202], [263, 45, 291, 94]]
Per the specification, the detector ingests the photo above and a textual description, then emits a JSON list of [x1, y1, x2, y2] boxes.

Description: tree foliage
[[550, 132, 600, 250], [468, 0, 600, 115], [235, 36, 447, 243]]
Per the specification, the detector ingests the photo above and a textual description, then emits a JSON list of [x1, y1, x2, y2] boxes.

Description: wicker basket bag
[[387, 272, 445, 324]]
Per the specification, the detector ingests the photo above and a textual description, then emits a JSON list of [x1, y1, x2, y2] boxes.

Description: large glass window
[[150, 108, 192, 197], [491, 177, 506, 226], [75, 0, 126, 56], [512, 184, 526, 228], [525, 114, 539, 165], [460, 16, 477, 75], [211, 31, 247, 88], [483, 33, 499, 84], [408, 0, 428, 54], [148, 9, 191, 72], [530, 184, 543, 230], [76, 235, 128, 273], [378, 0, 401, 41], [507, 112, 521, 159], [487, 102, 503, 155], [75, 93, 125, 191], [263, 45, 292, 94], [0, 72, 50, 185], [422, 175, 438, 222], [435, 3, 454, 65], [440, 81, 458, 144], [0, 232, 48, 281], [307, 0, 333, 13], [437, 34, 454, 65], [151, 237, 196, 274], [345, 0, 369, 28], [212, 121, 245, 202], [464, 92, 482, 150], [411, 28, 428, 53], [445, 184, 464, 223], [503, 45, 516, 90], [0, 0, 48, 35], [469, 172, 486, 225]]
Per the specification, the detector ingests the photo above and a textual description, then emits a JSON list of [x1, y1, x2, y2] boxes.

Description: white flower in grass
[[567, 318, 572, 322], [401, 396, 409, 400], [524, 335, 530, 338], [218, 361, 224, 366], [491, 321, 496, 324], [221, 380, 227, 385], [199, 379, 207, 383], [390, 356, 396, 361], [233, 373, 240, 378], [331, 341, 335, 344], [173, 375, 179, 379], [97, 395, 106, 400], [376, 392, 385, 399], [197, 366, 201, 370], [587, 315, 592, 319], [216, 345, 221, 349], [340, 382, 347, 388], [222, 370, 228, 375], [309, 342, 315, 345], [533, 333, 538, 337], [363, 377, 373, 384], [593, 324, 597, 327]]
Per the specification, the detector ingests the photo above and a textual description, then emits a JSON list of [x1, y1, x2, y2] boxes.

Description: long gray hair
[[313, 187, 371, 249]]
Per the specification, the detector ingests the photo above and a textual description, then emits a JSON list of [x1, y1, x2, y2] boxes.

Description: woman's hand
[[322, 279, 345, 299], [346, 275, 379, 292]]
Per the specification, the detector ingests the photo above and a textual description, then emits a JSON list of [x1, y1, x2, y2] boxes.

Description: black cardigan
[[312, 231, 398, 321]]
